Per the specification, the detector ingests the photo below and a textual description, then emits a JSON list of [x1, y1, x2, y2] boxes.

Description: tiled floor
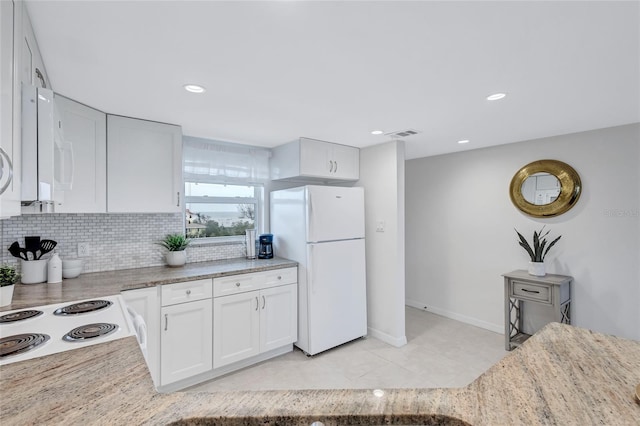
[[186, 307, 507, 392]]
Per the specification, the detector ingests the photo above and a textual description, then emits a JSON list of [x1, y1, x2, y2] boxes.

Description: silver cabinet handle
[[255, 296, 259, 311], [329, 160, 334, 172], [277, 276, 282, 280], [334, 161, 338, 173], [0, 147, 13, 196], [235, 282, 241, 287], [164, 313, 168, 331], [186, 289, 191, 295], [521, 288, 540, 294], [262, 295, 266, 309], [177, 191, 180, 207]]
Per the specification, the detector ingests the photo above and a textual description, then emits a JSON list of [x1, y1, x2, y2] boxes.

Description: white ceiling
[[25, 1, 640, 160]]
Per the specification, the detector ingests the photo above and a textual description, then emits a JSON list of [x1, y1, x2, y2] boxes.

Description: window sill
[[189, 236, 245, 247]]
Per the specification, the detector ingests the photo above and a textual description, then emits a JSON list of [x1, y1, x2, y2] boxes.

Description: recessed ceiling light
[[371, 130, 384, 135], [458, 139, 470, 144], [486, 93, 506, 101], [184, 84, 206, 93]]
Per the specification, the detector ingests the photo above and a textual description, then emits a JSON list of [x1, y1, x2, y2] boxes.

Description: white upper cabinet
[[271, 137, 359, 182], [0, 1, 21, 218], [106, 115, 182, 213], [53, 95, 106, 213], [20, 3, 50, 89]]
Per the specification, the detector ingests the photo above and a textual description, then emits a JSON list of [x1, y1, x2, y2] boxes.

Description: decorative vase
[[528, 261, 546, 276], [165, 250, 187, 267], [0, 285, 15, 307]]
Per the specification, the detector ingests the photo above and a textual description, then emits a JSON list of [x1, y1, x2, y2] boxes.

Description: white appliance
[[21, 84, 73, 212], [270, 185, 367, 355], [0, 295, 143, 366]]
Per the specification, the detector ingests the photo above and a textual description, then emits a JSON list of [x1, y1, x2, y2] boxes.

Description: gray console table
[[503, 270, 572, 351]]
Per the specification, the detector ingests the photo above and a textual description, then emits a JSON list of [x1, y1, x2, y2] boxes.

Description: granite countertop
[[1, 259, 639, 424], [1, 257, 297, 311], [1, 322, 639, 425]]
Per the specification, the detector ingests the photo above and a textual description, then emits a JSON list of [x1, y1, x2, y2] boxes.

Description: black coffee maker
[[258, 234, 274, 259]]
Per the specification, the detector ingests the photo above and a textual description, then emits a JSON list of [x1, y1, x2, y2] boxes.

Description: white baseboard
[[367, 327, 407, 347], [405, 299, 504, 334]]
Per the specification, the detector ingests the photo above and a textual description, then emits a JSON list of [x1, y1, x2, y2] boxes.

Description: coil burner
[[62, 323, 118, 342], [0, 333, 50, 358], [0, 310, 44, 323], [53, 300, 113, 316]]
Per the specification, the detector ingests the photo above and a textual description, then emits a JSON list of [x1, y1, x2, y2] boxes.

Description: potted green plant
[[0, 264, 20, 307], [515, 226, 562, 276], [157, 233, 191, 267]]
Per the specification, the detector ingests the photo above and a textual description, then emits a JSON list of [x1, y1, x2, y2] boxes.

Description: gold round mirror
[[509, 159, 581, 217]]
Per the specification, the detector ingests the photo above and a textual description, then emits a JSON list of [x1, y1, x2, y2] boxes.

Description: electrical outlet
[[376, 221, 385, 232], [77, 243, 90, 257]]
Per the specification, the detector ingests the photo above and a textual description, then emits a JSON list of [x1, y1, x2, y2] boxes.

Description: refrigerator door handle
[[309, 244, 315, 295]]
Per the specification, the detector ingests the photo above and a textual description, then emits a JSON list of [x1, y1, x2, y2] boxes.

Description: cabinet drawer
[[262, 267, 297, 290], [213, 272, 262, 297], [511, 281, 551, 304], [161, 279, 213, 306]]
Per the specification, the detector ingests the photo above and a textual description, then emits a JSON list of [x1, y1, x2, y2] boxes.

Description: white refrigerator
[[270, 185, 367, 355]]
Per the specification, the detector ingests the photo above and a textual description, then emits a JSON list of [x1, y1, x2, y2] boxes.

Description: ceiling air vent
[[384, 129, 422, 138]]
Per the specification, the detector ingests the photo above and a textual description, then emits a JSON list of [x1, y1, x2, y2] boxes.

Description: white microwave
[[21, 84, 73, 213]]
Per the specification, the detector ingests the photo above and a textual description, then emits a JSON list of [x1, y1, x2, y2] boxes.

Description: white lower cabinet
[[159, 279, 213, 387], [213, 282, 297, 369], [213, 291, 260, 367], [160, 298, 213, 386], [260, 284, 298, 352], [123, 268, 297, 391]]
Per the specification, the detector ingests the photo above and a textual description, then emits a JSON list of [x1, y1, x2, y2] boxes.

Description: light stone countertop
[[1, 257, 297, 311], [1, 259, 639, 425], [1, 323, 639, 425]]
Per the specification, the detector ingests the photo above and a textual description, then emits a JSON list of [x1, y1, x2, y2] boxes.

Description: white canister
[[245, 229, 256, 259], [20, 259, 48, 284], [47, 252, 62, 283]]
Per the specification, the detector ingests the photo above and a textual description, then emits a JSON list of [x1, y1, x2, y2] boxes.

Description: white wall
[[357, 140, 407, 347], [406, 123, 640, 340]]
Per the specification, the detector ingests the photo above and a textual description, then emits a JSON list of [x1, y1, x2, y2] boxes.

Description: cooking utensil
[[25, 236, 41, 261], [36, 239, 57, 260], [8, 241, 28, 260]]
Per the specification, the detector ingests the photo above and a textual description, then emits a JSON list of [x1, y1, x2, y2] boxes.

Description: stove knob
[[186, 289, 191, 296]]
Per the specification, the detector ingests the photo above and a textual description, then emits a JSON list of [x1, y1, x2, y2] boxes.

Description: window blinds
[[183, 136, 271, 184]]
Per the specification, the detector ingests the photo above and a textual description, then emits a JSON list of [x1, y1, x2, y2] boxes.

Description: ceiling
[[25, 1, 640, 160]]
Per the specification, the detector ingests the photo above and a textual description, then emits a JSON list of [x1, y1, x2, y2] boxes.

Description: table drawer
[[262, 267, 297, 290], [213, 272, 262, 297], [161, 279, 213, 306], [511, 281, 551, 304]]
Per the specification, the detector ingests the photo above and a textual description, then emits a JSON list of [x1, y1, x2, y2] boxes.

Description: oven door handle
[[127, 306, 148, 358]]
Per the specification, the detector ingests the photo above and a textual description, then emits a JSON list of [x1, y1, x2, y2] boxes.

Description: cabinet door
[[107, 115, 182, 213], [260, 284, 297, 353], [0, 1, 21, 218], [54, 95, 106, 213], [299, 138, 331, 178], [213, 291, 260, 368], [121, 287, 160, 386], [160, 299, 212, 386], [331, 144, 359, 180]]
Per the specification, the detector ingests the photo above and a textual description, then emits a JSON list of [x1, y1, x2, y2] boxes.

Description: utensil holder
[[21, 259, 48, 284]]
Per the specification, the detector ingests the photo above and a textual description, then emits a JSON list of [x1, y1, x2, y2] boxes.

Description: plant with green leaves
[[0, 264, 20, 287], [515, 226, 562, 262], [157, 233, 191, 252]]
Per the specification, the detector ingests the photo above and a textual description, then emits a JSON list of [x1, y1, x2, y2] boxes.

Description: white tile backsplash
[[1, 213, 246, 273]]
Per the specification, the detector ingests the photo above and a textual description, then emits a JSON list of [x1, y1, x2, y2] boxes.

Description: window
[[184, 182, 263, 239], [182, 136, 270, 241]]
